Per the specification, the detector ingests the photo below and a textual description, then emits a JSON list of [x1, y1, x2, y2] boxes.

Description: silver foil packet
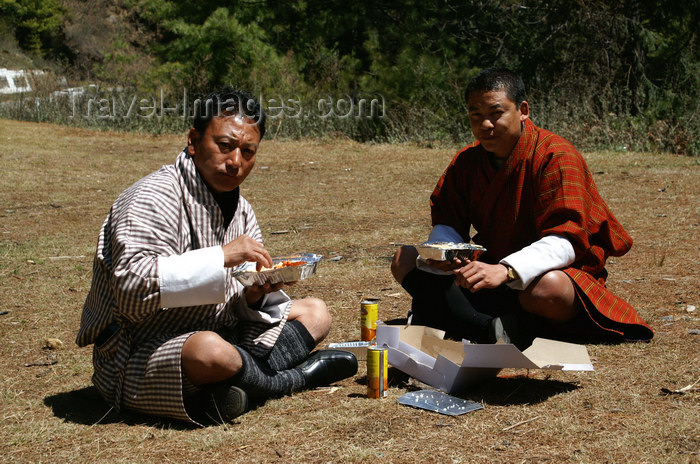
[[398, 390, 484, 416]]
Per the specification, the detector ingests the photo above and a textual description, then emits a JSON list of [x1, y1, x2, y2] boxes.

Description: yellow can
[[360, 299, 379, 341], [367, 344, 388, 398]]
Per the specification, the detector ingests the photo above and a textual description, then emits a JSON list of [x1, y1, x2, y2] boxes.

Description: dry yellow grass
[[0, 119, 698, 463]]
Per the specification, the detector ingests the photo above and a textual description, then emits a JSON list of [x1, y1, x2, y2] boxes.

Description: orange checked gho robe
[[430, 119, 653, 341]]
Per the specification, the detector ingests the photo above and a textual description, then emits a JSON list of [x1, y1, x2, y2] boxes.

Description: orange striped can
[[360, 299, 379, 341], [367, 344, 388, 398]]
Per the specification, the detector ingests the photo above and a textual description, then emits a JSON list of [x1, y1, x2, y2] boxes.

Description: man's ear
[[187, 128, 199, 156], [519, 101, 530, 121]]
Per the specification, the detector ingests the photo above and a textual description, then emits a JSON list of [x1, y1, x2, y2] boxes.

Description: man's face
[[467, 89, 529, 158], [187, 115, 261, 193]]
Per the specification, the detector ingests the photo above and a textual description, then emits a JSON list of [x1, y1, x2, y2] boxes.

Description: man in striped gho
[[77, 88, 357, 426], [391, 67, 653, 349]]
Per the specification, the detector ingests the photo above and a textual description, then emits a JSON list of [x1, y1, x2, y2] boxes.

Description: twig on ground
[[502, 382, 523, 402], [91, 407, 115, 427], [502, 415, 542, 432], [661, 377, 700, 395]]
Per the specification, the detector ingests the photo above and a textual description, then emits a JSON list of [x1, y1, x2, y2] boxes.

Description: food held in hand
[[260, 260, 305, 271], [414, 242, 486, 261], [232, 253, 322, 287]]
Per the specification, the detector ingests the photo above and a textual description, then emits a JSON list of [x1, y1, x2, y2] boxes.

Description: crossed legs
[[391, 245, 582, 329], [181, 297, 330, 386]]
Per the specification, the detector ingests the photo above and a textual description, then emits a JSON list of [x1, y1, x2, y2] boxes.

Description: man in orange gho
[[391, 67, 653, 349]]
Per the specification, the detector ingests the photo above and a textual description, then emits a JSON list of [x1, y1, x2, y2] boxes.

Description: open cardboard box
[[375, 324, 594, 393]]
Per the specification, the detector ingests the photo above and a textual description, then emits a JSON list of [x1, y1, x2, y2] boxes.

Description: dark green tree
[[0, 0, 65, 56]]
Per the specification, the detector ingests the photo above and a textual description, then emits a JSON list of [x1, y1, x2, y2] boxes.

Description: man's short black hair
[[192, 88, 266, 139], [465, 67, 526, 106]]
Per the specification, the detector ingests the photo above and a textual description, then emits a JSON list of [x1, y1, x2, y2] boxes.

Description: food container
[[414, 242, 486, 262], [232, 253, 322, 286]]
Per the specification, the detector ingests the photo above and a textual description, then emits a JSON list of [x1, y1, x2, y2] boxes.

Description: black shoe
[[298, 349, 358, 389], [195, 383, 248, 425]]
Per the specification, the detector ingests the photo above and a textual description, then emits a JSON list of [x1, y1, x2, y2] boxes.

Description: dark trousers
[[402, 268, 622, 345], [400, 268, 520, 342]]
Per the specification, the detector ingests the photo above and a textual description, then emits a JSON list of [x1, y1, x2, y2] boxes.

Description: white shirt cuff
[[158, 246, 226, 308], [500, 235, 575, 290]]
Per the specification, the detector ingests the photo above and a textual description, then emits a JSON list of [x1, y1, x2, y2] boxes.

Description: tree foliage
[[2, 0, 698, 154], [0, 0, 65, 56]]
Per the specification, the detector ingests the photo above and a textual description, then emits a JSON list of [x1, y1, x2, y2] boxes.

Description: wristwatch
[[504, 264, 519, 282]]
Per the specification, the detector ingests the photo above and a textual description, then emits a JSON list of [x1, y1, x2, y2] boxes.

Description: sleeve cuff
[[158, 246, 226, 308], [500, 235, 575, 290]]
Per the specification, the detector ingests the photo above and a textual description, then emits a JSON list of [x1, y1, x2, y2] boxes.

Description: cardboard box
[[375, 324, 594, 393]]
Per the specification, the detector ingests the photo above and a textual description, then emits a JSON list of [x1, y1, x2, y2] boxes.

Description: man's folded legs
[[184, 319, 358, 425]]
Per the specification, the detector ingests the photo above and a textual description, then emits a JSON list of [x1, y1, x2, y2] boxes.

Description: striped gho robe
[[430, 119, 653, 341], [77, 150, 292, 422]]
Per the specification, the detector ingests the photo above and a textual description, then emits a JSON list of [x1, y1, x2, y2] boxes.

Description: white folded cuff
[[501, 235, 575, 290], [158, 246, 226, 308], [415, 258, 455, 275]]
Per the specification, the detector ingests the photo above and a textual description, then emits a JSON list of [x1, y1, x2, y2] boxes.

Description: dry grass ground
[[0, 119, 698, 463]]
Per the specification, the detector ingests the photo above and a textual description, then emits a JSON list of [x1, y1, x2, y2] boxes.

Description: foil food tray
[[232, 253, 322, 286], [414, 242, 486, 262]]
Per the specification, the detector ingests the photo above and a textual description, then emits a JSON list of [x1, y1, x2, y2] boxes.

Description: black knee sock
[[444, 283, 495, 341], [401, 268, 456, 330], [265, 319, 316, 371], [444, 283, 494, 330], [233, 346, 305, 397]]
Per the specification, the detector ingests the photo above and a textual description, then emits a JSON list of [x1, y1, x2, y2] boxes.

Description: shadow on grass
[[460, 375, 580, 406], [45, 386, 290, 429], [358, 368, 580, 405], [43, 386, 195, 429], [383, 317, 409, 325]]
